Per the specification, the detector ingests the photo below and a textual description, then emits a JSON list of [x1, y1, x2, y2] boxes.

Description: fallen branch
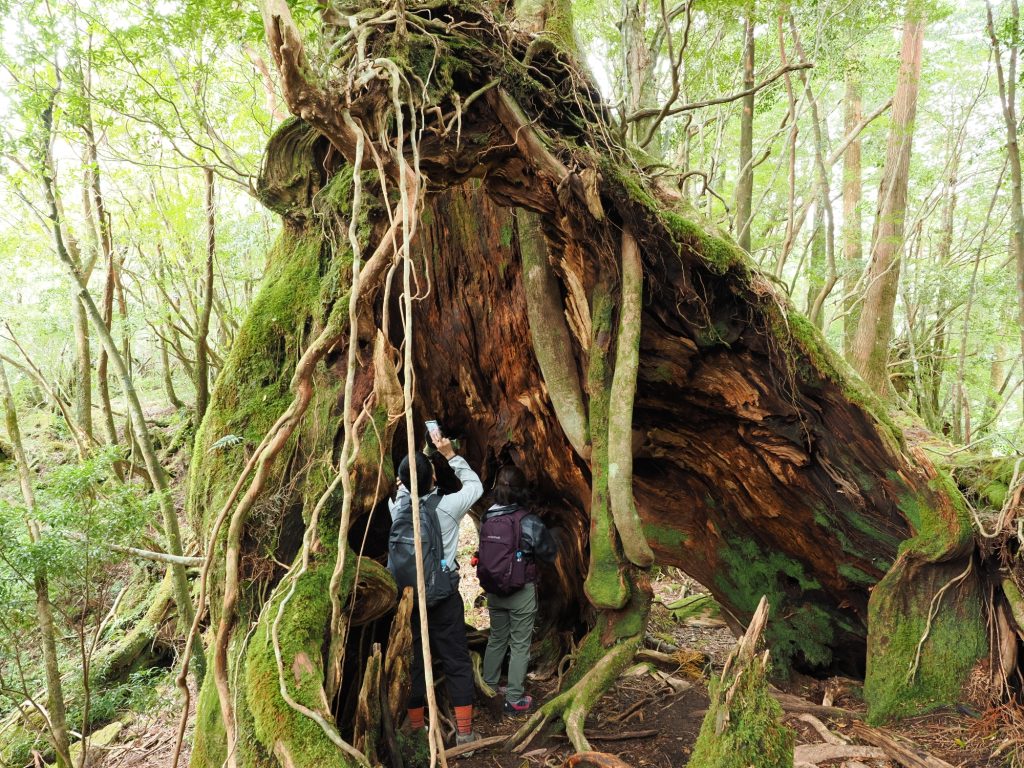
[[443, 734, 507, 759], [796, 713, 847, 745], [850, 722, 955, 768], [793, 743, 886, 764], [563, 752, 633, 768]]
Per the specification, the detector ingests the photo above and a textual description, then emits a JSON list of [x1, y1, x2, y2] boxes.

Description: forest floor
[[453, 522, 1002, 768]]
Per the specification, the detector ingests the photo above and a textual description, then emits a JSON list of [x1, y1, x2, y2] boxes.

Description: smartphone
[[424, 420, 442, 440]]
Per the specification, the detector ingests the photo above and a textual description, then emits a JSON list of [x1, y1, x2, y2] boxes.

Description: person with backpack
[[477, 465, 557, 714], [388, 433, 483, 746]]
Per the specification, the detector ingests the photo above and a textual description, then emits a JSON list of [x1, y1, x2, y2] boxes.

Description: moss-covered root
[[688, 598, 794, 768], [243, 560, 369, 768], [93, 571, 175, 687], [865, 458, 987, 723], [607, 227, 654, 568], [517, 210, 590, 460], [864, 555, 987, 723], [508, 578, 651, 754], [583, 283, 628, 609]]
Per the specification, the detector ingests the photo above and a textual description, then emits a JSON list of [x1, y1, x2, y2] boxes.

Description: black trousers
[[409, 591, 474, 708]]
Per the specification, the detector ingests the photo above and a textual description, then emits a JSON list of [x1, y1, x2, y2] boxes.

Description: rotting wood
[[562, 751, 634, 768], [850, 722, 955, 768], [793, 743, 886, 764]]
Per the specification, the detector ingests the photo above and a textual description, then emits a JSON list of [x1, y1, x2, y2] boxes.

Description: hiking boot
[[503, 695, 533, 714], [455, 730, 481, 756]]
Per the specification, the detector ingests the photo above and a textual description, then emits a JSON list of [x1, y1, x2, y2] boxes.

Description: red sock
[[407, 706, 425, 729], [454, 705, 473, 734]]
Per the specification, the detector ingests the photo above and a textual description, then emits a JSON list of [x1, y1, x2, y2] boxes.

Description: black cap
[[398, 452, 434, 489]]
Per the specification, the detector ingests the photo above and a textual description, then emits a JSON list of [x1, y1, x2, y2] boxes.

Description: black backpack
[[476, 508, 536, 596], [388, 492, 457, 607]]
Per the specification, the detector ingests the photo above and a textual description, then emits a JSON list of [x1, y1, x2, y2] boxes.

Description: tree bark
[[196, 167, 216, 422], [850, 1, 925, 394]]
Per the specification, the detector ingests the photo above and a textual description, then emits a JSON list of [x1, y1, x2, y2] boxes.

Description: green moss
[[582, 285, 628, 610], [565, 585, 650, 689], [837, 563, 877, 586], [865, 559, 987, 723], [688, 656, 794, 768], [668, 593, 721, 623], [865, 467, 985, 722], [499, 223, 513, 248], [715, 537, 837, 672], [244, 554, 358, 768], [642, 521, 689, 550], [189, 663, 226, 768], [189, 230, 329, 536]]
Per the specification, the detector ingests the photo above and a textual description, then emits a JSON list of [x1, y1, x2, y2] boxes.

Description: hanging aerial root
[[175, 209, 408, 768], [583, 283, 628, 609], [607, 227, 654, 568], [518, 209, 590, 460]]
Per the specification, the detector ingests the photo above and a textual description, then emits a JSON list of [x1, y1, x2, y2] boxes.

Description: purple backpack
[[477, 508, 537, 596]]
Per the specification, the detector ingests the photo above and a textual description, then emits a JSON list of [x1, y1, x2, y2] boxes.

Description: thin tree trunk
[[850, 1, 925, 394], [161, 333, 184, 410], [71, 298, 93, 441], [987, 0, 1024, 415], [97, 250, 119, 446], [82, 116, 120, 447], [842, 67, 864, 361], [806, 202, 825, 326], [0, 361, 73, 768], [196, 168, 215, 423], [735, 5, 755, 252], [37, 101, 206, 679]]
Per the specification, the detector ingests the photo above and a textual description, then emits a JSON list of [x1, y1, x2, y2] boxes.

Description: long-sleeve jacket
[[482, 504, 557, 563], [389, 455, 483, 567]]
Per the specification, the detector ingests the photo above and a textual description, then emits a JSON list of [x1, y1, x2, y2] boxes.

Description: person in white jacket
[[390, 433, 483, 746]]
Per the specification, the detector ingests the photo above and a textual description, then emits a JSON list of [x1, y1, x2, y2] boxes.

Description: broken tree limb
[[796, 713, 847, 745], [850, 722, 955, 768], [793, 743, 886, 763], [563, 752, 633, 768], [688, 597, 794, 767]]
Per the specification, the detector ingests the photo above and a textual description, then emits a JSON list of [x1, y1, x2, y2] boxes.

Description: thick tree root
[[507, 634, 641, 753]]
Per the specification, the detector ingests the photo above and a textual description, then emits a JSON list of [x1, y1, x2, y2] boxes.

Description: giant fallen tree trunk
[[185, 1, 997, 765]]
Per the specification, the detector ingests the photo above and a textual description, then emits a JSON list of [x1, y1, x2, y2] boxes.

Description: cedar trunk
[[186, 2, 992, 765]]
